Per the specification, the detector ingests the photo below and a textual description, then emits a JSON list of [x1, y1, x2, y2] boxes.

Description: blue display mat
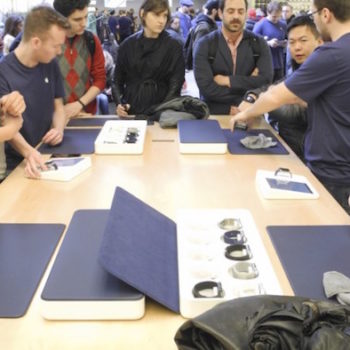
[[267, 225, 350, 300], [99, 187, 180, 313], [0, 223, 65, 318], [38, 129, 100, 154], [67, 117, 118, 127], [41, 210, 143, 302], [178, 120, 227, 144], [223, 129, 289, 155]]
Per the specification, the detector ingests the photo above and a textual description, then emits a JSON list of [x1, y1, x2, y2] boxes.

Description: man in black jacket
[[193, 0, 273, 115], [192, 0, 220, 46]]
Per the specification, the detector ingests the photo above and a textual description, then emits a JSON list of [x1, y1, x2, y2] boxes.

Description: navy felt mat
[[267, 225, 350, 300], [99, 187, 179, 313], [0, 223, 65, 318], [42, 210, 143, 302], [38, 129, 100, 154], [67, 117, 118, 127], [223, 129, 289, 155]]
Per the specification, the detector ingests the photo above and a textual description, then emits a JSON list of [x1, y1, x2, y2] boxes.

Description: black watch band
[[192, 281, 225, 298], [225, 244, 252, 261]]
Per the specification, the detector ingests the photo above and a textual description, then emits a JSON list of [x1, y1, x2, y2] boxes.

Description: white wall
[[1, 0, 54, 14]]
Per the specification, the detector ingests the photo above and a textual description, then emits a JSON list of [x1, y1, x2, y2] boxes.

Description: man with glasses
[[230, 0, 350, 215]]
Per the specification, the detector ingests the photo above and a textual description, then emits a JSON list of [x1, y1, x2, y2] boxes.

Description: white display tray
[[256, 169, 319, 199], [177, 209, 282, 318], [94, 120, 147, 154], [179, 142, 227, 154], [40, 157, 91, 182], [40, 299, 145, 321]]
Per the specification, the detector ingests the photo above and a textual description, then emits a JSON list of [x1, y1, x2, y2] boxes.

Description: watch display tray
[[95, 120, 147, 154], [177, 209, 282, 318]]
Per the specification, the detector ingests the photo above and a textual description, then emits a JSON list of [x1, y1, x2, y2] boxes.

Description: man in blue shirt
[[230, 0, 350, 215], [0, 6, 69, 178], [176, 0, 193, 40], [253, 1, 287, 82]]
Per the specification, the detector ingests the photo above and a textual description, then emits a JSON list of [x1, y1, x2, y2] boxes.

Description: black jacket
[[192, 14, 218, 47], [175, 295, 350, 350], [193, 29, 273, 114], [112, 30, 185, 114]]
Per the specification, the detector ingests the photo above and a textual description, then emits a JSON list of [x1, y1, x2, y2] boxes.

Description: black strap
[[225, 244, 252, 261], [208, 30, 261, 67], [83, 30, 96, 58], [192, 281, 225, 298]]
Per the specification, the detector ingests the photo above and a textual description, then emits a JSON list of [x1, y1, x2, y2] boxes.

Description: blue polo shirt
[[0, 52, 65, 169], [253, 18, 286, 70], [285, 33, 350, 185]]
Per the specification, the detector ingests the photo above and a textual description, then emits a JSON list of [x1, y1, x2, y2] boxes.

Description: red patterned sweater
[[57, 33, 106, 114]]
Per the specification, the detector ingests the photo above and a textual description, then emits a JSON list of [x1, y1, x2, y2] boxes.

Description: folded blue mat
[[99, 187, 180, 313]]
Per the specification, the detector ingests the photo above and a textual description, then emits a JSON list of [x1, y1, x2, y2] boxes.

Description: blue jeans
[[97, 93, 109, 115]]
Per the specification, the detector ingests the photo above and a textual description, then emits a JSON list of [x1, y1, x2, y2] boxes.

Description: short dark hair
[[205, 0, 219, 15], [139, 0, 171, 26], [22, 6, 70, 42], [313, 0, 350, 22], [53, 0, 90, 17], [287, 15, 320, 39], [219, 0, 248, 12], [267, 1, 282, 14]]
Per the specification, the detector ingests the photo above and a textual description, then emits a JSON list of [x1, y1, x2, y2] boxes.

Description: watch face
[[245, 95, 255, 103]]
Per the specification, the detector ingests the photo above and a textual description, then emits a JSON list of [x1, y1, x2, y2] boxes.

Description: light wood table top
[[0, 116, 349, 350]]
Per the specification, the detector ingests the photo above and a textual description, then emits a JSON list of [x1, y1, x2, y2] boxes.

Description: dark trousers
[[273, 68, 284, 83], [318, 178, 350, 215]]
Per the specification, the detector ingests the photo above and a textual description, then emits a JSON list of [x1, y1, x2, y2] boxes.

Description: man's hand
[[267, 38, 279, 48], [24, 148, 46, 179], [42, 128, 63, 145], [0, 91, 26, 116], [230, 111, 250, 131], [214, 75, 230, 87]]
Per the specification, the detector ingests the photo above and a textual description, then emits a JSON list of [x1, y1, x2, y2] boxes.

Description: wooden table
[[1, 116, 349, 349]]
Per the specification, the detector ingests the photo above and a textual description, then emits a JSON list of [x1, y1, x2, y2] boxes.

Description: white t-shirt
[[3, 34, 15, 56]]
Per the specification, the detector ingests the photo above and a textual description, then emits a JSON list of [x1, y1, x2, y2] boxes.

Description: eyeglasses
[[308, 8, 322, 20]]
